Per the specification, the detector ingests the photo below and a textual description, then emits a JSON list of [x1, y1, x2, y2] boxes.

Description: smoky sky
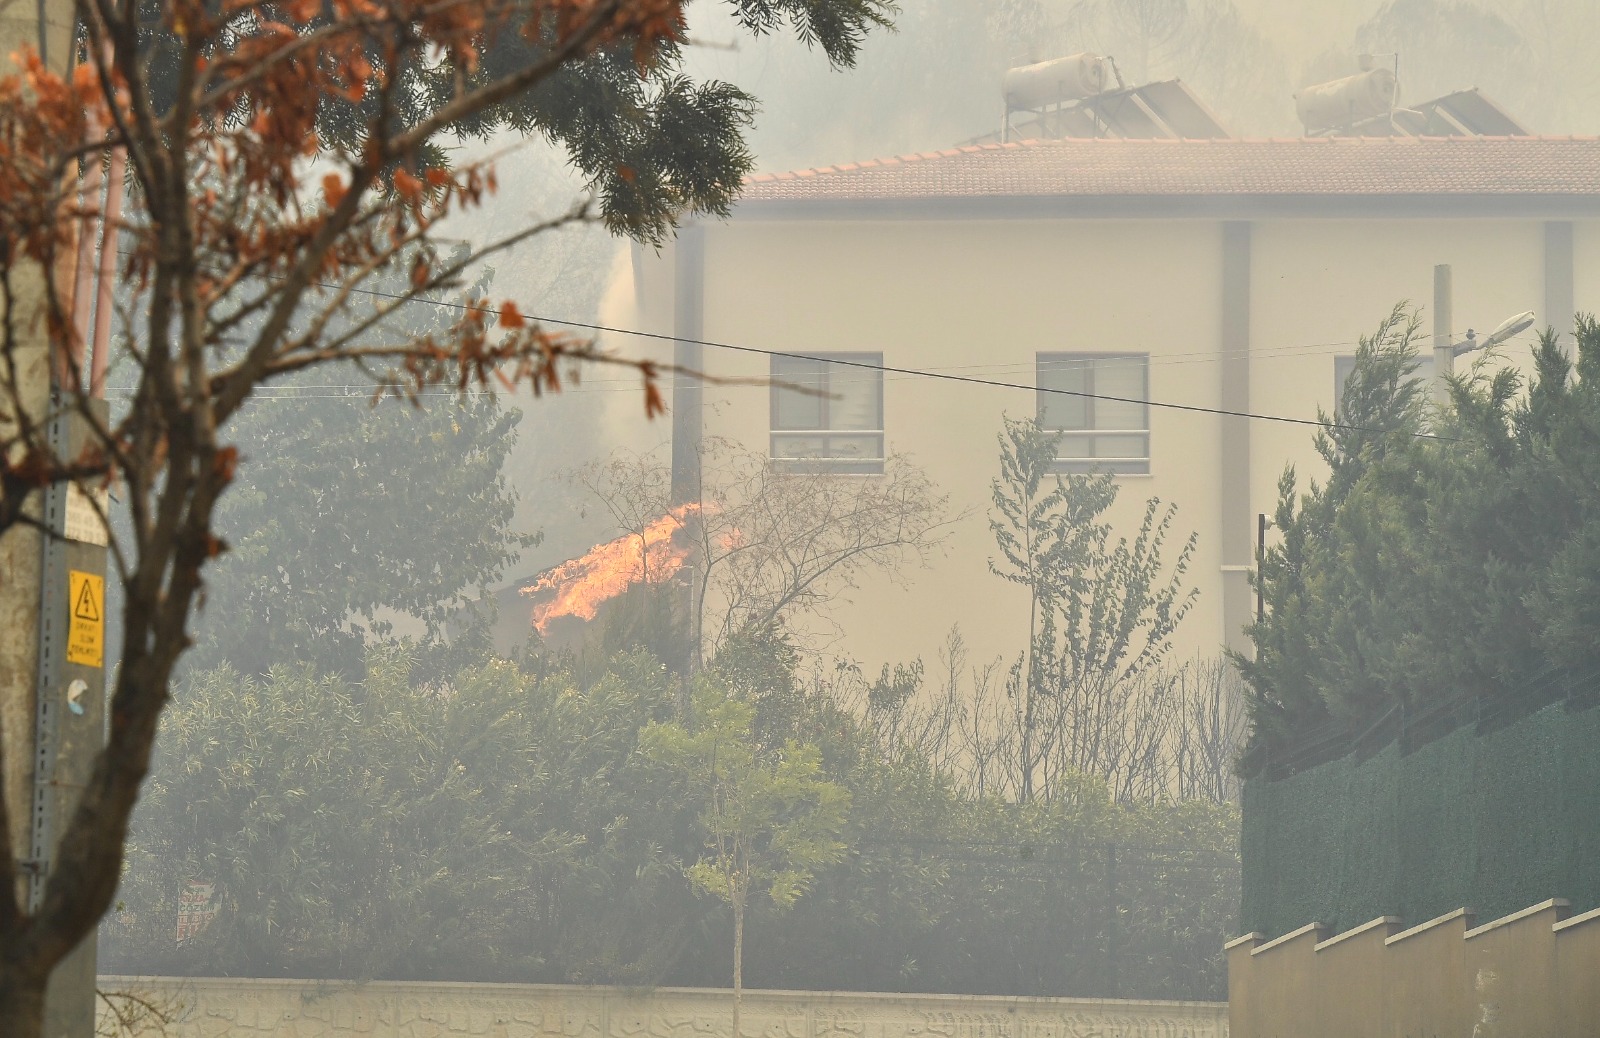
[[679, 0, 1600, 169]]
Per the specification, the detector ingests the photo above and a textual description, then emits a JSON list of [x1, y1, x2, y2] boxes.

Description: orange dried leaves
[[0, 0, 679, 454], [393, 168, 424, 204], [322, 172, 347, 207]]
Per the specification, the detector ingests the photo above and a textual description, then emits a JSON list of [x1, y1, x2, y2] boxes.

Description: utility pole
[[0, 4, 110, 1035], [1256, 513, 1270, 624], [670, 224, 705, 684], [1432, 263, 1454, 410], [1432, 263, 1535, 412]]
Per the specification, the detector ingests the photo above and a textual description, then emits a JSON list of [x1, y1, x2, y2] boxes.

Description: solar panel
[[1414, 90, 1530, 136], [995, 79, 1232, 142], [1305, 88, 1530, 138]]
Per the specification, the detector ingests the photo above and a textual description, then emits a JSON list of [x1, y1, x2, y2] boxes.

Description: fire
[[522, 504, 699, 634]]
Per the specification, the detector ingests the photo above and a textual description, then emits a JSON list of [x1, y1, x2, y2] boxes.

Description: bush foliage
[[103, 633, 1238, 999]]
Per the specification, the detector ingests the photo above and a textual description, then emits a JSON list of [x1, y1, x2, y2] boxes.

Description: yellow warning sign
[[67, 570, 104, 668]]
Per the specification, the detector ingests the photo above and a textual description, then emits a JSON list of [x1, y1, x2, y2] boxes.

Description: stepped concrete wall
[[1227, 898, 1600, 1037]]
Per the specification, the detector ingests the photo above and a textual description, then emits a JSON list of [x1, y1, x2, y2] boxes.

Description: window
[[1333, 354, 1435, 417], [1036, 353, 1150, 474], [770, 353, 885, 473]]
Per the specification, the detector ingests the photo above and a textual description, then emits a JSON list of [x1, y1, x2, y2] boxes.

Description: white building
[[624, 135, 1600, 673]]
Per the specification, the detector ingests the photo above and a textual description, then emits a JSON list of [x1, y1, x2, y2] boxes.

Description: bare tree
[[838, 641, 1244, 805], [884, 627, 1014, 800], [1168, 657, 1246, 803], [571, 439, 956, 662], [818, 627, 978, 781], [1103, 0, 1190, 82], [571, 448, 678, 585]]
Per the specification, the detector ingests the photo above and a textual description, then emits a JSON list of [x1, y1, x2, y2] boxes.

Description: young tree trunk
[[731, 897, 744, 1038]]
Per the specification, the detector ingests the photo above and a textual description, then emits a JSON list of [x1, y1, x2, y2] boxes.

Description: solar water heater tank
[[1003, 53, 1110, 111], [1295, 68, 1398, 135]]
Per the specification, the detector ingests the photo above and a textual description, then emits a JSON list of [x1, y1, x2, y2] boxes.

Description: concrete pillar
[[1219, 221, 1252, 656], [669, 225, 705, 669], [670, 225, 705, 507], [1543, 221, 1575, 359]]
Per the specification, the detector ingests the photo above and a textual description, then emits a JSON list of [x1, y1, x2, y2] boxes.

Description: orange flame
[[522, 504, 699, 634]]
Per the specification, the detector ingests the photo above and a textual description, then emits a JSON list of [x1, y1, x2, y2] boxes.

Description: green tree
[[1234, 306, 1432, 760], [184, 382, 527, 678], [642, 680, 849, 1038], [103, 254, 533, 681], [101, 648, 695, 982], [989, 415, 1198, 802], [134, 0, 896, 243], [989, 416, 1101, 802], [1235, 306, 1600, 774]]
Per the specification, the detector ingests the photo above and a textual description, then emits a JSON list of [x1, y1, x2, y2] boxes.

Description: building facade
[[625, 136, 1600, 674]]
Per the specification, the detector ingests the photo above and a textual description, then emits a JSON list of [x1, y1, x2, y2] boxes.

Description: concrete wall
[[632, 211, 1599, 677], [96, 978, 1229, 1038], [1227, 899, 1600, 1038]]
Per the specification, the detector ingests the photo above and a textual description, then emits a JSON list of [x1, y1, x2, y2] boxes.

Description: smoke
[[675, 0, 1599, 173], [435, 0, 1600, 584], [594, 243, 674, 462]]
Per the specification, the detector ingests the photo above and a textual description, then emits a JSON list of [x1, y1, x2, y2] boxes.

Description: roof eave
[[729, 192, 1600, 222]]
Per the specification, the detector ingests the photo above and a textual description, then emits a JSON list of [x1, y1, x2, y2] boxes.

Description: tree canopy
[[1237, 309, 1600, 777], [186, 380, 526, 679], [136, 0, 895, 242]]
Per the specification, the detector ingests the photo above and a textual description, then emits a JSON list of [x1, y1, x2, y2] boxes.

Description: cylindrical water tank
[[1294, 68, 1398, 134], [1003, 53, 1109, 111]]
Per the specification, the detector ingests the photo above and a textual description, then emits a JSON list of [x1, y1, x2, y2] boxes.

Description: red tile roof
[[739, 137, 1600, 203]]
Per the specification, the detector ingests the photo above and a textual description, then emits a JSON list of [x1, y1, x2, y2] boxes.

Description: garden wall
[[97, 977, 1228, 1038]]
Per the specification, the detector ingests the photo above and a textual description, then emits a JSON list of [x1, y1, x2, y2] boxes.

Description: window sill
[[769, 459, 886, 476]]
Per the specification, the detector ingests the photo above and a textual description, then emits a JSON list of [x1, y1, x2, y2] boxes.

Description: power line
[[108, 256, 1476, 437], [307, 280, 1452, 439], [199, 327, 1538, 402], [114, 248, 1534, 373]]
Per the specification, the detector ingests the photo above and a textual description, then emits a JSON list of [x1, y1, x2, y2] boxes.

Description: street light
[[1455, 310, 1537, 358], [1432, 264, 1534, 407]]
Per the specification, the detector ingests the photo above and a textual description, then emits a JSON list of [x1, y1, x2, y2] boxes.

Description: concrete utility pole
[[1432, 263, 1454, 410], [0, 3, 111, 1035]]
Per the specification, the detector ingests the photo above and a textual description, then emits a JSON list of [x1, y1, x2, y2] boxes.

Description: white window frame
[[770, 352, 885, 474], [1036, 352, 1151, 475]]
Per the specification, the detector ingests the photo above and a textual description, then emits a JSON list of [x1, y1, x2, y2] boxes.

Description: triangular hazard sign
[[74, 579, 100, 622]]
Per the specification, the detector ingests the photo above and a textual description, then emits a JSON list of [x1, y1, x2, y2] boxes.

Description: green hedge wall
[[1241, 702, 1600, 939]]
